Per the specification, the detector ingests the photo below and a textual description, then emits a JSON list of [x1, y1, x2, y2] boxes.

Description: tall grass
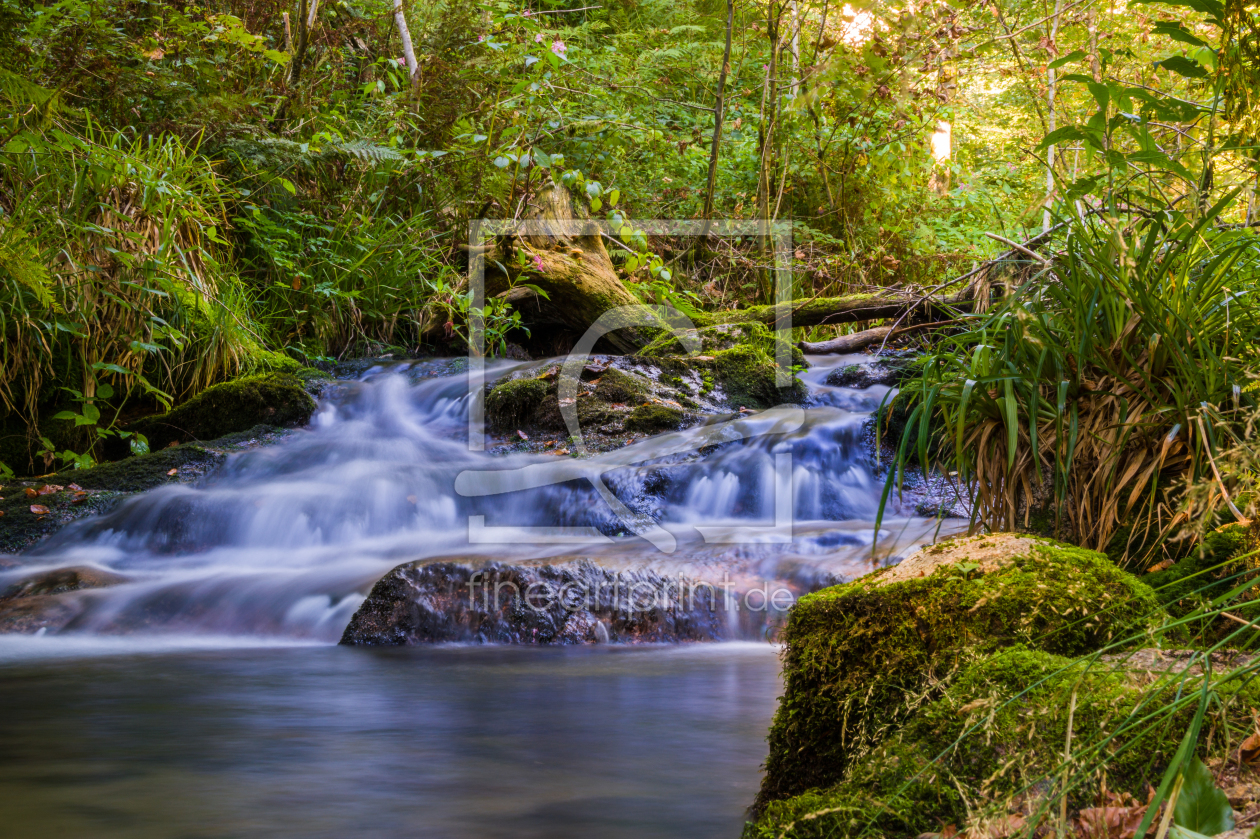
[[888, 200, 1260, 559], [0, 126, 267, 423]]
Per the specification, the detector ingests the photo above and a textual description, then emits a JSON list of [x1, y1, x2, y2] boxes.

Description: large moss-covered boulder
[[123, 373, 317, 450], [755, 534, 1165, 811], [750, 645, 1257, 838]]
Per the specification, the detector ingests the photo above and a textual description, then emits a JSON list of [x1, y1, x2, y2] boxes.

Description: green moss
[[755, 538, 1164, 810], [714, 343, 806, 409], [750, 646, 1257, 838], [0, 444, 224, 552], [592, 368, 651, 405], [485, 376, 552, 432], [624, 404, 685, 432], [125, 373, 316, 450]]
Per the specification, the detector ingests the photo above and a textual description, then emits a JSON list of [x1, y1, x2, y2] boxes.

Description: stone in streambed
[[340, 559, 726, 646], [752, 533, 1166, 816], [0, 565, 131, 634]]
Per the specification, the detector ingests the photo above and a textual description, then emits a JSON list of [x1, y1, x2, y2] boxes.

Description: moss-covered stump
[[754, 534, 1165, 812], [637, 322, 806, 410], [123, 372, 317, 450], [749, 646, 1257, 839]]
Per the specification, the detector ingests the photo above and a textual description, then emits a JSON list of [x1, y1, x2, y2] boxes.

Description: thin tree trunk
[[394, 0, 419, 91], [282, 12, 293, 53], [290, 0, 310, 84], [701, 0, 735, 241], [1043, 0, 1063, 233], [755, 3, 782, 303], [789, 0, 801, 97]]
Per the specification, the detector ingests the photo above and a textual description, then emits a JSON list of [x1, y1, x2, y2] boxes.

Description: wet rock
[[624, 404, 684, 433], [122, 372, 318, 451], [340, 559, 727, 646], [637, 322, 806, 409], [824, 360, 907, 388], [0, 565, 130, 634], [1, 565, 130, 601]]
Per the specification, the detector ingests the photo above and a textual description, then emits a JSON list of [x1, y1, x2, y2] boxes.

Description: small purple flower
[[535, 32, 545, 43], [396, 57, 406, 67], [523, 9, 532, 16], [478, 34, 486, 42], [532, 254, 545, 272], [552, 39, 566, 55]]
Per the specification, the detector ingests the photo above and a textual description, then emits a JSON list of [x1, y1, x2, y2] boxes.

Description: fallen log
[[798, 319, 959, 354], [699, 290, 973, 329], [798, 325, 894, 354]]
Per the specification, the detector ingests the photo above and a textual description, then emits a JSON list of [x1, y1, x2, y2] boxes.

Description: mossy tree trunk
[[486, 184, 662, 354]]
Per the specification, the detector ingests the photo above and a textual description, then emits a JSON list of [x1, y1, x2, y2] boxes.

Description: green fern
[[0, 225, 54, 307]]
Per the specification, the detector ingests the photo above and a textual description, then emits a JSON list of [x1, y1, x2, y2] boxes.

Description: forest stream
[[0, 354, 961, 838]]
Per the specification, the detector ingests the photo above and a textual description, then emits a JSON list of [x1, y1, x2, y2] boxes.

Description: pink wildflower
[[478, 34, 486, 42], [532, 254, 545, 272], [552, 39, 566, 55], [535, 32, 545, 43]]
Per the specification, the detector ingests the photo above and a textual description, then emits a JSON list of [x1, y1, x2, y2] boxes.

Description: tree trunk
[[485, 185, 664, 353], [394, 0, 419, 93], [700, 0, 735, 241], [799, 326, 895, 354], [290, 0, 310, 84], [702, 291, 972, 329]]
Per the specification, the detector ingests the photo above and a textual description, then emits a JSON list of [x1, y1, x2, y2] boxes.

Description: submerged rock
[[0, 565, 130, 633], [752, 533, 1165, 815], [340, 560, 728, 646], [824, 359, 908, 388]]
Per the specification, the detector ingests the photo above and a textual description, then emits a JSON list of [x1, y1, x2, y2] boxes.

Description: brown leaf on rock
[[70, 491, 89, 504], [37, 484, 63, 495], [167, 469, 178, 476], [517, 430, 529, 441], [23, 487, 38, 498], [1146, 559, 1174, 573], [29, 504, 50, 515], [67, 484, 82, 491]]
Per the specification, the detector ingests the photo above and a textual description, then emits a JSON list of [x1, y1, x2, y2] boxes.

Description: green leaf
[[608, 189, 620, 207], [130, 433, 150, 456], [1174, 757, 1234, 836], [1155, 55, 1209, 78], [278, 177, 297, 196], [493, 156, 511, 168], [1003, 378, 1018, 471], [51, 410, 77, 421], [81, 403, 100, 424], [1048, 50, 1087, 70], [96, 383, 114, 399], [1152, 21, 1209, 47], [1036, 126, 1088, 151]]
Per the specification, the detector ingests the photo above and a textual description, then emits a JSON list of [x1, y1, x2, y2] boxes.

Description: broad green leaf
[[1174, 757, 1234, 836], [81, 403, 100, 424], [51, 410, 77, 421], [278, 177, 296, 196], [1152, 21, 1209, 47], [608, 189, 620, 207], [1155, 55, 1208, 78], [1048, 50, 1087, 70]]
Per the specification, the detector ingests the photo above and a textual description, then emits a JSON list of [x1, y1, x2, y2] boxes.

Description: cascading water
[[0, 353, 963, 839], [3, 354, 957, 643]]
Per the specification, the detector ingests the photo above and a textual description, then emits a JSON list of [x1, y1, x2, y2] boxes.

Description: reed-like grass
[[887, 200, 1260, 560]]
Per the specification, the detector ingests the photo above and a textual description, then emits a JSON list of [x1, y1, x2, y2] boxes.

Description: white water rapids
[[2, 354, 960, 645]]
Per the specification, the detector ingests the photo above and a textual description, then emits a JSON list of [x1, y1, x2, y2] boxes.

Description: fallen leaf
[[29, 504, 50, 515], [1147, 559, 1174, 573], [67, 484, 82, 491], [544, 441, 556, 448], [554, 448, 569, 456], [24, 487, 38, 498], [37, 484, 63, 495], [517, 429, 529, 441], [70, 491, 89, 504], [0, 510, 5, 517], [1074, 804, 1148, 838], [143, 47, 165, 59], [167, 468, 178, 476], [1240, 730, 1260, 764]]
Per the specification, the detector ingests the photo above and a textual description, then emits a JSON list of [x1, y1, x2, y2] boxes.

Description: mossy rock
[[0, 444, 225, 553], [123, 373, 316, 451], [624, 404, 685, 433], [1140, 522, 1260, 643], [749, 646, 1258, 838], [637, 322, 806, 410], [593, 368, 651, 405], [755, 534, 1166, 811], [485, 376, 552, 432]]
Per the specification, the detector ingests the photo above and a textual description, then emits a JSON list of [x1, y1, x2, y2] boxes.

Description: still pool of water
[[0, 641, 781, 839]]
